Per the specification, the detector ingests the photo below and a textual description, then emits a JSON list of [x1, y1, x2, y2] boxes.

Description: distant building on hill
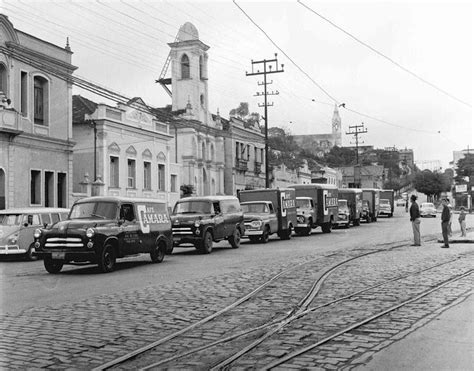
[[293, 104, 342, 157]]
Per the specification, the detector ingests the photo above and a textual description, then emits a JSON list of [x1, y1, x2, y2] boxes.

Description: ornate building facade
[[0, 15, 75, 209]]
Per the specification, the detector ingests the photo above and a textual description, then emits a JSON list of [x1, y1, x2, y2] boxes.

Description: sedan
[[420, 202, 437, 217]]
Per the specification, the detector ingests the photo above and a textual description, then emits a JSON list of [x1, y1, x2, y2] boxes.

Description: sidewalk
[[357, 231, 474, 371]]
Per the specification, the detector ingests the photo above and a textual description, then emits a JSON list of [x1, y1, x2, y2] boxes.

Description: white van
[[0, 208, 69, 260]]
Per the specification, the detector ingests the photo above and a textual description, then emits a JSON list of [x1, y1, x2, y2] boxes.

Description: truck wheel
[[322, 222, 332, 233], [98, 244, 116, 273], [25, 243, 38, 261], [229, 228, 241, 248], [150, 240, 166, 263], [261, 226, 270, 243], [44, 257, 63, 274], [198, 230, 213, 254]]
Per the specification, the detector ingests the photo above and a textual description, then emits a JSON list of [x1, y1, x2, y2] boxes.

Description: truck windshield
[[380, 199, 390, 205], [296, 199, 311, 208], [0, 214, 22, 226], [173, 201, 211, 214], [70, 202, 117, 220], [241, 203, 268, 213]]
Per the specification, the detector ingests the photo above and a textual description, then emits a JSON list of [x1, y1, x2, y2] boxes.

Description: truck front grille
[[45, 237, 84, 248], [172, 227, 193, 235]]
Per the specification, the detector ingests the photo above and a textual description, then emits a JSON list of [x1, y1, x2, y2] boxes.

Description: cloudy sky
[[2, 0, 472, 168]]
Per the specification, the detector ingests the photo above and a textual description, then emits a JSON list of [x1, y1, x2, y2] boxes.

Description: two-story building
[[0, 14, 76, 209]]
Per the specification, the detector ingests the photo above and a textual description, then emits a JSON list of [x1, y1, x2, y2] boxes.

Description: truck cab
[[362, 188, 380, 222], [240, 201, 278, 243], [335, 199, 351, 228], [295, 197, 316, 235]]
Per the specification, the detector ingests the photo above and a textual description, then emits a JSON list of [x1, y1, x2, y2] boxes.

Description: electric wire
[[297, 0, 472, 108]]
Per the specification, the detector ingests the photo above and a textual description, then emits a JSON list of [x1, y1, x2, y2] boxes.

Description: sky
[[1, 0, 472, 169]]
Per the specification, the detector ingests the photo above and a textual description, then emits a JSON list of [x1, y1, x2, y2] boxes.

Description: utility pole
[[346, 123, 368, 165], [246, 53, 284, 188]]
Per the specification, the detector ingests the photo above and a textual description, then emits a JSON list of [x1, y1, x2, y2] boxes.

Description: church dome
[[177, 22, 199, 41]]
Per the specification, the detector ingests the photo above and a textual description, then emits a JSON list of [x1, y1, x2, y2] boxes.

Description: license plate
[[52, 252, 65, 259]]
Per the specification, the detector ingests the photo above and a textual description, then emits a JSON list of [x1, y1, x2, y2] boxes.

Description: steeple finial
[[65, 37, 71, 51]]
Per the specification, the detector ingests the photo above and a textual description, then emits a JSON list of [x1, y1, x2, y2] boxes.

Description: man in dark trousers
[[409, 194, 421, 246], [441, 198, 450, 248]]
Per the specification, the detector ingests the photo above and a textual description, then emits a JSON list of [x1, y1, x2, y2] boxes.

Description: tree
[[267, 126, 303, 170], [323, 146, 356, 167], [455, 153, 474, 183], [229, 102, 249, 120], [180, 184, 194, 198], [413, 170, 450, 200]]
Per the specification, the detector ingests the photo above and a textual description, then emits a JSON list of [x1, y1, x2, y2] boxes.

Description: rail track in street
[[91, 234, 474, 370]]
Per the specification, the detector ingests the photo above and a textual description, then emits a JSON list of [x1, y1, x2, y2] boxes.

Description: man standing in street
[[441, 198, 450, 248], [409, 194, 421, 246]]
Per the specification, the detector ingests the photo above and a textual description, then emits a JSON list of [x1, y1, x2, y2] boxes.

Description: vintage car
[[34, 197, 172, 273], [171, 196, 244, 254], [0, 208, 69, 260], [420, 202, 437, 217], [241, 201, 278, 243], [378, 198, 392, 217], [335, 199, 351, 228]]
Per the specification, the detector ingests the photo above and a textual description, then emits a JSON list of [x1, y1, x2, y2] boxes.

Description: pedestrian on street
[[441, 198, 450, 248], [447, 199, 453, 237], [405, 199, 409, 213], [409, 194, 421, 246], [459, 206, 467, 237]]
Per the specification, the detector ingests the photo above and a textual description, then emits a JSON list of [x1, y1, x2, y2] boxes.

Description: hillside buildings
[[0, 15, 75, 209]]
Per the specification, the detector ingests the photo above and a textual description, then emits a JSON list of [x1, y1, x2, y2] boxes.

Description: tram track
[[93, 237, 472, 370]]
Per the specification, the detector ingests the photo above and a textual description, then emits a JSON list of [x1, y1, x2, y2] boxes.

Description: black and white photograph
[[0, 0, 473, 369]]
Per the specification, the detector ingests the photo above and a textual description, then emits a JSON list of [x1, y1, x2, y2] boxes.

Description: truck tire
[[44, 257, 63, 274], [279, 228, 292, 240], [261, 226, 270, 243], [198, 230, 213, 254], [228, 228, 241, 249], [150, 240, 166, 263], [98, 244, 116, 273], [322, 222, 332, 233]]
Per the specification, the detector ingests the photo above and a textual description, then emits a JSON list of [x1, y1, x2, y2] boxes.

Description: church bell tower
[[332, 104, 342, 147]]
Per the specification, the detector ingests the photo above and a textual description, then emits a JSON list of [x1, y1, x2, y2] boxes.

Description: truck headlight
[[34, 229, 42, 239], [86, 228, 95, 238], [194, 220, 201, 228], [250, 220, 262, 228]]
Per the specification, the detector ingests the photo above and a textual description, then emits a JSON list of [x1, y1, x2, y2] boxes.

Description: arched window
[[0, 63, 7, 95], [34, 76, 48, 126], [191, 137, 197, 157], [210, 144, 215, 162], [200, 94, 204, 106], [202, 142, 206, 161], [181, 54, 190, 79]]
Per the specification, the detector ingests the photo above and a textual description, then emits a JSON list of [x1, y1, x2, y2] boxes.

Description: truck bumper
[[34, 250, 96, 262]]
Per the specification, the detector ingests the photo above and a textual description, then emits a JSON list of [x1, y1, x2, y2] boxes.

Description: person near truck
[[458, 207, 467, 237], [441, 199, 450, 248], [409, 195, 421, 246]]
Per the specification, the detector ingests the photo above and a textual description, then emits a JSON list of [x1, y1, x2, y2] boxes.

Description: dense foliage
[[413, 170, 451, 199], [455, 153, 474, 183]]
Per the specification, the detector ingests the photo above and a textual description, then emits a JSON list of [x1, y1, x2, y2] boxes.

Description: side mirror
[[43, 223, 48, 228]]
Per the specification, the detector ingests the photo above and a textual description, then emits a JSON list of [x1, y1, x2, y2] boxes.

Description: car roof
[[175, 195, 238, 202], [73, 196, 167, 205], [290, 184, 338, 190], [338, 188, 362, 194], [241, 200, 272, 204], [0, 207, 70, 214]]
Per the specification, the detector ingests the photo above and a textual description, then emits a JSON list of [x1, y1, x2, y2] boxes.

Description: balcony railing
[[254, 161, 262, 175], [0, 109, 22, 137], [235, 158, 248, 172]]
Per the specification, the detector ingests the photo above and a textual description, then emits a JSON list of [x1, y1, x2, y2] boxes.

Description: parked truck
[[289, 184, 338, 233], [362, 188, 380, 222], [238, 188, 296, 240], [338, 188, 362, 227], [379, 189, 395, 217], [295, 196, 317, 235]]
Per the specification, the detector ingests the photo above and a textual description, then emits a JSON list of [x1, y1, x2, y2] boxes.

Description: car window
[[120, 204, 135, 222], [221, 200, 240, 213], [296, 198, 311, 208], [60, 212, 69, 220], [70, 202, 117, 219], [41, 213, 51, 225], [241, 203, 267, 213], [23, 214, 40, 226], [51, 213, 60, 224], [213, 202, 221, 214], [173, 201, 211, 214], [0, 214, 22, 225]]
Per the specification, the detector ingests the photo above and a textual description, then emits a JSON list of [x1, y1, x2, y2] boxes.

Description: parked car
[[420, 202, 437, 217], [34, 197, 172, 273], [171, 196, 244, 254], [378, 199, 392, 217], [396, 198, 406, 207], [335, 199, 351, 228], [239, 188, 296, 240], [0, 207, 69, 260], [240, 201, 278, 243]]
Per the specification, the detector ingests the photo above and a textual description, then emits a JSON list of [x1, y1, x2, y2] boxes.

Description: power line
[[297, 0, 472, 108], [233, 0, 339, 104]]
